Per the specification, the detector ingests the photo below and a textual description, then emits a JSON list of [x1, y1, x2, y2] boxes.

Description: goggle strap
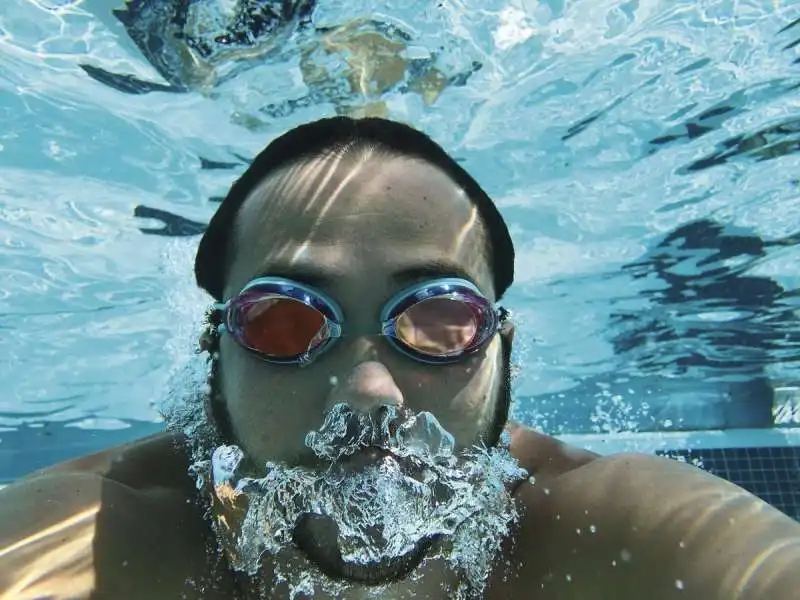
[[498, 306, 510, 323], [205, 303, 225, 332]]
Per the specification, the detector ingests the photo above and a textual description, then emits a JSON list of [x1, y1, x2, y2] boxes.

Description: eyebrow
[[251, 260, 480, 290], [390, 261, 480, 287]]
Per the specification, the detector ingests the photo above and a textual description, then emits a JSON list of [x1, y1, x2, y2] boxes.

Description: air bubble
[[204, 403, 528, 598]]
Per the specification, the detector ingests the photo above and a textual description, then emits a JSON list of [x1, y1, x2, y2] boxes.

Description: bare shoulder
[[0, 433, 237, 600], [24, 431, 189, 484], [504, 420, 598, 480], [491, 451, 800, 600]]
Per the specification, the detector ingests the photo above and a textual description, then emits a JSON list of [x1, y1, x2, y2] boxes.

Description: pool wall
[[559, 429, 800, 520]]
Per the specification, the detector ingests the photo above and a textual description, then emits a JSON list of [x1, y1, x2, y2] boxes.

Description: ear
[[500, 318, 515, 346], [198, 328, 218, 354], [198, 308, 221, 354]]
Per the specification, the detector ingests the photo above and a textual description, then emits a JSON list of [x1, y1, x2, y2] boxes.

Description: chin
[[292, 514, 438, 585]]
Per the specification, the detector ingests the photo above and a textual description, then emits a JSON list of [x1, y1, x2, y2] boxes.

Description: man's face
[[218, 149, 510, 465], [210, 148, 515, 587]]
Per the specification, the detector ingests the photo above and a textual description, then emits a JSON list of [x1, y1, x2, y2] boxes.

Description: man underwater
[[2, 117, 800, 599]]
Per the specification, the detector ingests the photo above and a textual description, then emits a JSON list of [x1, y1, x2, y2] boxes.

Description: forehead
[[227, 150, 493, 300]]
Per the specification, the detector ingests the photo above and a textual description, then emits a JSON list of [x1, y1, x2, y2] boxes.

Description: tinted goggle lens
[[394, 297, 479, 356], [237, 296, 328, 358]]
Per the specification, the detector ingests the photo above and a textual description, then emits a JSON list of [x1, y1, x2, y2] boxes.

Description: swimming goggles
[[210, 277, 508, 366]]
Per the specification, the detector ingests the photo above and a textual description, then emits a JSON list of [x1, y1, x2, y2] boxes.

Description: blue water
[[1, 0, 800, 479]]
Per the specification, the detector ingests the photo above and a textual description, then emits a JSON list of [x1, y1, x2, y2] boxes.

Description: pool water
[[1, 0, 799, 488]]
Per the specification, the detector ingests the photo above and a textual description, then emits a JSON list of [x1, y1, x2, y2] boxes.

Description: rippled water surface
[[1, 0, 800, 475]]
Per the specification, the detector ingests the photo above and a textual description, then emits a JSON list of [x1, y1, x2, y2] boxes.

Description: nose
[[325, 360, 405, 416]]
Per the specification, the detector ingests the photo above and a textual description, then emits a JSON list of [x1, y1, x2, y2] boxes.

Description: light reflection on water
[[0, 1, 799, 470]]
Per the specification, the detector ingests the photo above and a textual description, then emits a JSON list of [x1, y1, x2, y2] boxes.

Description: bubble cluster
[[204, 404, 527, 598]]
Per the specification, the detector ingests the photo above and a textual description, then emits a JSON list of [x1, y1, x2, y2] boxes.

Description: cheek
[[394, 342, 503, 443], [216, 339, 331, 462], [217, 338, 269, 412], [399, 356, 482, 396], [399, 342, 499, 395]]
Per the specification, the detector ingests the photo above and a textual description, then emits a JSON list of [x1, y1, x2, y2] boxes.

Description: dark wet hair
[[194, 116, 515, 300]]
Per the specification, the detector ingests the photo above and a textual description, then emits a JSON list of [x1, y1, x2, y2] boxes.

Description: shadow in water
[[617, 219, 800, 430], [678, 115, 800, 173], [612, 219, 800, 375], [779, 16, 800, 63], [134, 205, 206, 237], [523, 219, 800, 434], [559, 18, 800, 172], [649, 18, 800, 171]]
